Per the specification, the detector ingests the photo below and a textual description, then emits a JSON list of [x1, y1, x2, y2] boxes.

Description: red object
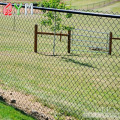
[[3, 3, 12, 15]]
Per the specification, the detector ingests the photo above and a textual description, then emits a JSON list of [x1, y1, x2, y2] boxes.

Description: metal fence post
[[34, 24, 38, 53], [13, 11, 15, 31], [53, 11, 56, 56]]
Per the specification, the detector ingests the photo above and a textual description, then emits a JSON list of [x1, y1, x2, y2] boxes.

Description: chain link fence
[[0, 3, 120, 120], [78, 0, 120, 10]]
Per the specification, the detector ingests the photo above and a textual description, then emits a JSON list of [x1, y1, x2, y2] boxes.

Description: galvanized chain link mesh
[[77, 0, 119, 10], [0, 3, 120, 120]]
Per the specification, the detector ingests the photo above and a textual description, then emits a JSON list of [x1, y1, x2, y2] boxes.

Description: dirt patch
[[0, 88, 55, 120], [0, 88, 75, 120]]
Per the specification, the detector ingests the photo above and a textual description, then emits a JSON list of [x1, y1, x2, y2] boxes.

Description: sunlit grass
[[95, 1, 120, 12], [0, 12, 120, 119], [0, 101, 35, 120]]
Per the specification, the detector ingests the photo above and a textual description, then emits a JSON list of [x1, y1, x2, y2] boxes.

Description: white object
[[25, 3, 33, 15]]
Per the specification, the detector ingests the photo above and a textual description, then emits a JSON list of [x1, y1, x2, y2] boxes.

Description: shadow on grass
[[62, 57, 96, 68], [37, 52, 81, 57]]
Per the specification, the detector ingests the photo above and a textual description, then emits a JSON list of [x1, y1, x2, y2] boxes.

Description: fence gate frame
[[109, 32, 120, 55], [34, 24, 71, 54], [70, 29, 120, 55], [71, 29, 110, 54]]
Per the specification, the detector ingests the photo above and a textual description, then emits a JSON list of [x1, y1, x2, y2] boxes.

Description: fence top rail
[[0, 2, 120, 18]]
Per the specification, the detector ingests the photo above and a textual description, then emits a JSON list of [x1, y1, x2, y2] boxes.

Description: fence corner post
[[109, 32, 112, 55], [68, 30, 71, 53], [34, 24, 38, 53]]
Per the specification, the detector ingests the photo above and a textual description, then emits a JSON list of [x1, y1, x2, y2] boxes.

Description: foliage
[[38, 0, 74, 31]]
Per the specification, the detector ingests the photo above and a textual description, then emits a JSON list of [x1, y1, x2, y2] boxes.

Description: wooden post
[[34, 24, 38, 53], [68, 30, 71, 53], [109, 32, 112, 55], [60, 31, 62, 42]]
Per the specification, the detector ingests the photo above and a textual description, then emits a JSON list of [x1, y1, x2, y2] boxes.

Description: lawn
[[0, 101, 35, 120], [65, 0, 106, 9], [2, 0, 107, 5], [96, 1, 120, 12], [2, 0, 113, 9], [0, 7, 120, 120]]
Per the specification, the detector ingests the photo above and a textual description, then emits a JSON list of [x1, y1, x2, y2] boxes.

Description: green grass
[[9, 0, 115, 10], [0, 101, 35, 120], [69, 0, 105, 5], [95, 1, 120, 12], [64, 0, 120, 12], [4, 0, 120, 13], [0, 10, 120, 120], [8, 0, 106, 5], [64, 0, 112, 9]]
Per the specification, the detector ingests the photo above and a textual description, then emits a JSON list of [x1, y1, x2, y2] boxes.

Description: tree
[[38, 0, 74, 31]]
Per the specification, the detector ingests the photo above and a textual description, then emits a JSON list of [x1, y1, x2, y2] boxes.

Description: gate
[[71, 29, 110, 54]]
